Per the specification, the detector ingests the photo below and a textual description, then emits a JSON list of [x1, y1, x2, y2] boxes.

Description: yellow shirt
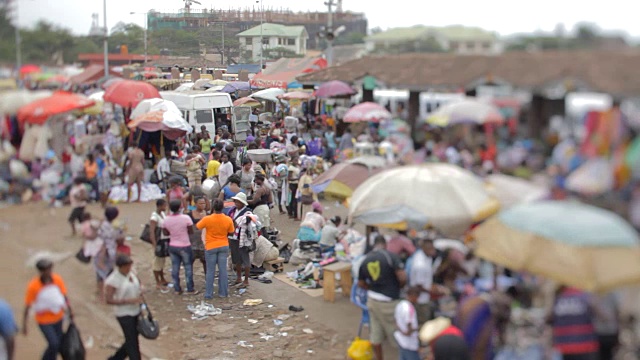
[[206, 160, 221, 178]]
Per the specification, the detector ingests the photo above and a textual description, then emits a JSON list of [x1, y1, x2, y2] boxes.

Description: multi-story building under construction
[[147, 5, 368, 50]]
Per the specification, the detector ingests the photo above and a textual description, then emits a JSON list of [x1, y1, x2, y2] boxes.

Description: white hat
[[419, 317, 451, 344], [231, 192, 248, 206]]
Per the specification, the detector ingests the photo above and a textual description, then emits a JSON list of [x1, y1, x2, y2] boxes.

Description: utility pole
[[103, 0, 109, 78], [221, 23, 225, 66], [324, 0, 335, 66], [258, 0, 264, 70], [13, 0, 21, 71]]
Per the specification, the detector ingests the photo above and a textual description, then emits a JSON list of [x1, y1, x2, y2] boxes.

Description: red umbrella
[[344, 102, 392, 123], [278, 91, 314, 100], [315, 80, 355, 98], [103, 80, 160, 108], [101, 77, 124, 90], [20, 64, 41, 76], [17, 91, 95, 125]]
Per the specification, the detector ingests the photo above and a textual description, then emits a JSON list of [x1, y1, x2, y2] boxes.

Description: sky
[[13, 0, 640, 38]]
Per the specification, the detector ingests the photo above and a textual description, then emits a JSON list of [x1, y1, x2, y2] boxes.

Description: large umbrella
[[315, 80, 355, 98], [278, 91, 313, 101], [311, 156, 388, 199], [251, 88, 285, 103], [349, 163, 500, 235], [20, 64, 41, 77], [103, 80, 160, 108], [175, 82, 195, 92], [17, 92, 95, 125], [0, 90, 53, 115], [221, 81, 251, 93], [203, 79, 228, 88], [485, 174, 550, 208], [233, 97, 262, 108], [344, 102, 392, 123], [565, 158, 614, 196], [129, 98, 192, 140], [100, 77, 124, 90], [426, 98, 504, 127], [473, 201, 640, 293]]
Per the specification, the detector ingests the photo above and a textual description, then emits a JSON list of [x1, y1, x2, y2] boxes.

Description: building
[[237, 23, 308, 62], [365, 25, 502, 55], [147, 7, 367, 50], [77, 53, 162, 67]]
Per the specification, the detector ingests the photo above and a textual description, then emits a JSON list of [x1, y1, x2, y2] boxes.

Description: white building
[[237, 23, 309, 62]]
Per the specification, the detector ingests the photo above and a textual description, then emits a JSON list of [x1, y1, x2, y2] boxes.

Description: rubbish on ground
[[281, 326, 294, 332], [259, 271, 274, 281], [187, 301, 222, 319], [268, 304, 274, 308], [243, 299, 263, 306], [248, 319, 259, 324], [277, 314, 291, 321], [273, 319, 283, 326], [260, 335, 274, 341], [84, 336, 94, 349], [238, 288, 247, 295], [237, 341, 253, 348], [223, 351, 234, 355], [307, 350, 314, 354], [289, 305, 304, 312], [303, 328, 314, 334], [280, 332, 288, 337]]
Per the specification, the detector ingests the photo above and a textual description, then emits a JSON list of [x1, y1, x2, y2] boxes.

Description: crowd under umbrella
[[348, 163, 500, 236], [343, 102, 392, 123], [472, 200, 640, 293], [315, 80, 356, 98], [17, 91, 95, 125], [426, 97, 505, 127], [565, 157, 614, 196], [103, 79, 161, 109], [0, 89, 53, 115], [129, 98, 193, 141], [311, 156, 389, 200]]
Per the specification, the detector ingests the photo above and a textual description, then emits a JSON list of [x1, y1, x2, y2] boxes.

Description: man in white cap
[[228, 193, 256, 287]]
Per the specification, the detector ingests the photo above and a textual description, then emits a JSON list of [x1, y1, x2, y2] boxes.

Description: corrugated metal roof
[[236, 23, 307, 38]]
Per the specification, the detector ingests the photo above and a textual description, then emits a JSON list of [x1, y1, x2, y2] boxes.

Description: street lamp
[[130, 11, 148, 66], [103, 0, 109, 78], [256, 0, 263, 70], [13, 0, 22, 71]]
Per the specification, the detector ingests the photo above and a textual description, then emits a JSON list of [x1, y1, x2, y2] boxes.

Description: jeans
[[205, 246, 229, 299], [39, 320, 63, 360], [109, 315, 141, 360], [399, 348, 421, 360], [169, 246, 194, 293], [287, 183, 298, 218]]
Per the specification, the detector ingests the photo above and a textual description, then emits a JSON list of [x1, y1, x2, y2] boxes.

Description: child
[[394, 286, 421, 360], [68, 177, 88, 236], [116, 234, 131, 257]]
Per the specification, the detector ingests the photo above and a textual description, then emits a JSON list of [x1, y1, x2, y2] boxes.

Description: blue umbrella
[[221, 81, 251, 93]]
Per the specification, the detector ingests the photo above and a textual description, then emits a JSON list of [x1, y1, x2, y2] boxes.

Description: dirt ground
[[2, 200, 387, 360]]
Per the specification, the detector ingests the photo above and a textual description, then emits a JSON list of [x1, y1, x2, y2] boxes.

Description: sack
[[300, 194, 314, 205], [347, 337, 373, 360], [138, 304, 160, 340], [154, 239, 169, 258], [140, 224, 161, 244], [60, 322, 86, 360], [75, 248, 91, 264], [149, 171, 160, 184]]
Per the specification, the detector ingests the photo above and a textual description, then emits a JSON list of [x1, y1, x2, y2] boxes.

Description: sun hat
[[231, 192, 249, 206], [419, 317, 452, 344], [35, 258, 53, 271]]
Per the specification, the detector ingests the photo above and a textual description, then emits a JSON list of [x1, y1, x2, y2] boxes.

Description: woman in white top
[[105, 254, 143, 360], [150, 199, 170, 290], [218, 152, 234, 188]]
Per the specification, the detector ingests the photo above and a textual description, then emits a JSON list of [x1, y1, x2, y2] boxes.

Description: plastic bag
[[61, 322, 86, 360], [347, 337, 373, 360]]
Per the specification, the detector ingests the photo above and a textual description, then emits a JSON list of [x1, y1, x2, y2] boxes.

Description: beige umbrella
[[0, 89, 53, 115], [348, 163, 500, 236], [485, 174, 550, 208]]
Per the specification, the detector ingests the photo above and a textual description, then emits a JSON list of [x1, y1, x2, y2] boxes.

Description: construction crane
[[183, 0, 201, 14]]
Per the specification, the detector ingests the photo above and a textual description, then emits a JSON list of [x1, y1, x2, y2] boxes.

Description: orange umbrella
[[233, 97, 262, 107], [17, 91, 95, 125], [103, 79, 160, 108]]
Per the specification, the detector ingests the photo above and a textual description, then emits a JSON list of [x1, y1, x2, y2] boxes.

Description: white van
[[160, 90, 234, 136], [353, 90, 465, 120]]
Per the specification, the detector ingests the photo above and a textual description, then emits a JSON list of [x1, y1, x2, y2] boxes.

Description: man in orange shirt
[[22, 258, 73, 360], [196, 199, 235, 300]]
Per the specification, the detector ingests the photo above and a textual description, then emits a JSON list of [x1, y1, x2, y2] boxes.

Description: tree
[[20, 21, 75, 63], [264, 47, 301, 60], [0, 7, 16, 62], [109, 22, 145, 54], [334, 32, 366, 46]]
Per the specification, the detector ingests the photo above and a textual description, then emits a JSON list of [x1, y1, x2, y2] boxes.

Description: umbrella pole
[[160, 132, 165, 158]]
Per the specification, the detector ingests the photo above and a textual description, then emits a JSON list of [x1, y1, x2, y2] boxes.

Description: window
[[287, 38, 296, 46], [195, 110, 213, 124], [262, 37, 269, 45]]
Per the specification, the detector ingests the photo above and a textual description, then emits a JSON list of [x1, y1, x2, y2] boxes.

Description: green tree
[[334, 32, 366, 46], [264, 47, 301, 60], [109, 22, 145, 54], [20, 21, 74, 63], [0, 7, 16, 62]]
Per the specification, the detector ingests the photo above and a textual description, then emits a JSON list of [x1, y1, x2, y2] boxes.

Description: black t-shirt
[[358, 249, 403, 300]]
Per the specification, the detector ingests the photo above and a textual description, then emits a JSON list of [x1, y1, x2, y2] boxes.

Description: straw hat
[[419, 317, 452, 343]]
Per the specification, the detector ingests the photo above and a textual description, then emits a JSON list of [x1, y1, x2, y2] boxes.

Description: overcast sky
[[13, 0, 640, 37]]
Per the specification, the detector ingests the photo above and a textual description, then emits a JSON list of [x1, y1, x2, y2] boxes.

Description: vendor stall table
[[323, 261, 352, 303]]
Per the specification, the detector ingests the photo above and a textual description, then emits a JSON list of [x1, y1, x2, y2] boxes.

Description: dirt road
[[2, 201, 373, 359]]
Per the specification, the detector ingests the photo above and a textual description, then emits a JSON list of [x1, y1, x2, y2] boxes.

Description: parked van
[[160, 91, 234, 136], [353, 90, 465, 120]]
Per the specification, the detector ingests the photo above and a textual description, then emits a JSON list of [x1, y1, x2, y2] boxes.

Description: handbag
[[154, 239, 169, 258], [137, 298, 160, 340], [75, 248, 91, 264], [300, 194, 314, 205], [60, 321, 86, 360], [140, 224, 161, 244]]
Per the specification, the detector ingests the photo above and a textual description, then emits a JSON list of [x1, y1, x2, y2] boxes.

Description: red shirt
[[117, 244, 131, 256]]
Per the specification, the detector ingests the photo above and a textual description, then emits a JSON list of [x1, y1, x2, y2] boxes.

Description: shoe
[[289, 305, 304, 312], [184, 290, 200, 296]]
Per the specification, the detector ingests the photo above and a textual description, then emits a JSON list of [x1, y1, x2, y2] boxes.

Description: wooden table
[[322, 261, 352, 303]]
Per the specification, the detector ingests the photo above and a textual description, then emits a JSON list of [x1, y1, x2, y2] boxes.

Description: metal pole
[[259, 0, 263, 70], [103, 0, 109, 78], [221, 23, 225, 66], [143, 12, 148, 66], [325, 0, 334, 67], [15, 0, 22, 72]]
